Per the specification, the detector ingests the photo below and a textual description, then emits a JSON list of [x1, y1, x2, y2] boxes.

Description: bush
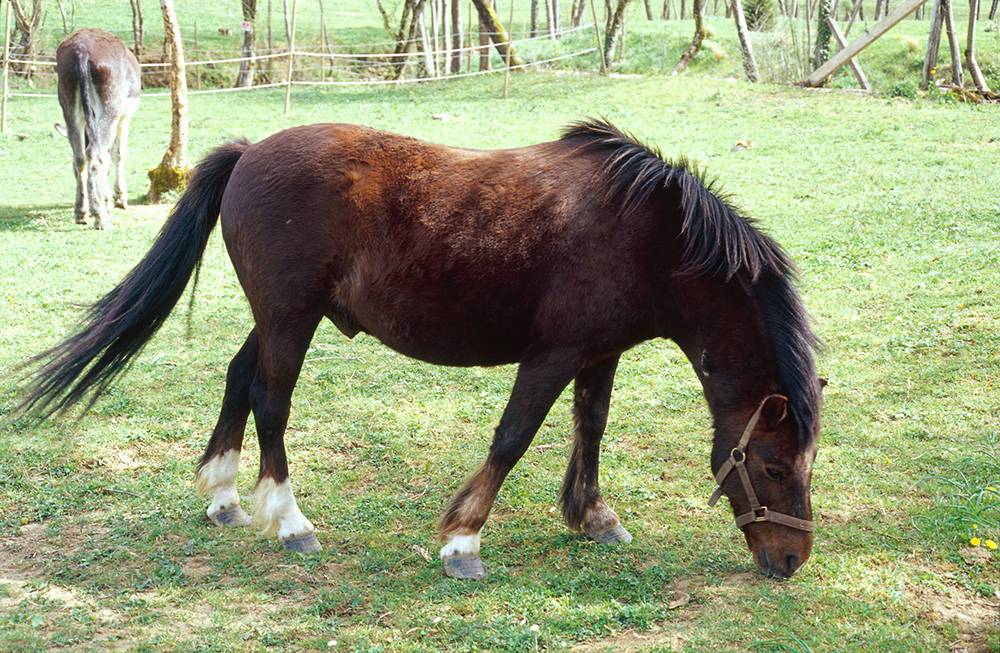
[[889, 80, 918, 99], [744, 0, 777, 31]]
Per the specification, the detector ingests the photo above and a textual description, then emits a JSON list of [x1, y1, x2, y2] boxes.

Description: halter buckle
[[730, 448, 746, 463], [752, 506, 768, 522]]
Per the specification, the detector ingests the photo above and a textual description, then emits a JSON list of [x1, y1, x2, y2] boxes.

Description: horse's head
[[705, 386, 824, 579]]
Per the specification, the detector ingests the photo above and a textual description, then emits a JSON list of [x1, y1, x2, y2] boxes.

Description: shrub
[[890, 80, 918, 99]]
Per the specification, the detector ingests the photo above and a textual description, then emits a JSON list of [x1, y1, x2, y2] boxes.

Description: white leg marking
[[440, 531, 481, 558], [195, 450, 249, 525], [253, 478, 315, 540]]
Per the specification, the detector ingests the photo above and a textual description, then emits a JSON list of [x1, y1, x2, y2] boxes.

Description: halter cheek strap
[[707, 394, 815, 533]]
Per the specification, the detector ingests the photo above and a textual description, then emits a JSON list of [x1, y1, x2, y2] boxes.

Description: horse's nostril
[[785, 554, 801, 574]]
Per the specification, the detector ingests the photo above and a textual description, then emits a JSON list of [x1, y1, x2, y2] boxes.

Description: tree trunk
[[921, 0, 943, 88], [393, 0, 425, 79], [471, 0, 524, 65], [603, 0, 629, 63], [283, 0, 292, 42], [479, 0, 492, 70], [675, 0, 706, 71], [148, 0, 191, 202], [236, 0, 257, 87], [731, 0, 760, 81], [451, 0, 463, 72], [129, 0, 144, 58], [9, 0, 43, 80], [531, 0, 540, 34], [552, 0, 562, 35], [813, 0, 832, 67], [644, 0, 655, 17], [572, 0, 587, 25], [941, 0, 962, 86], [56, 0, 70, 34], [964, 0, 989, 91], [545, 0, 557, 37], [989, 0, 997, 21]]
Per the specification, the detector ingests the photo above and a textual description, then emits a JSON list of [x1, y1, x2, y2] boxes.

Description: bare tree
[[731, 0, 760, 81], [675, 0, 706, 71], [148, 0, 191, 202], [644, 0, 655, 18], [236, 0, 257, 87], [471, 0, 524, 65], [964, 0, 989, 91], [9, 0, 43, 80], [451, 0, 463, 73], [603, 0, 630, 63], [129, 0, 144, 58], [531, 0, 540, 35]]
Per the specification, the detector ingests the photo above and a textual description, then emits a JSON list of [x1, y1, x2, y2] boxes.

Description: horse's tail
[[16, 139, 251, 419], [76, 53, 97, 146]]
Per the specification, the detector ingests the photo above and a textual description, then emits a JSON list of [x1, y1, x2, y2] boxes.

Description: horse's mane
[[561, 118, 821, 443]]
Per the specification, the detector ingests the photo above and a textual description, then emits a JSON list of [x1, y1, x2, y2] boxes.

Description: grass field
[[1, 64, 999, 651]]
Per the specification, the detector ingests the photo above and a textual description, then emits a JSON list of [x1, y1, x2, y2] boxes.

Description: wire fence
[[1, 24, 599, 100]]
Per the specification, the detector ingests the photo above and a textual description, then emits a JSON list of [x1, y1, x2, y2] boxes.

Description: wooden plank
[[804, 0, 927, 86], [921, 0, 943, 89], [827, 17, 870, 91]]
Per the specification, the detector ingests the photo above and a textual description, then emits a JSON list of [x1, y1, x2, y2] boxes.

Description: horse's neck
[[668, 277, 778, 423]]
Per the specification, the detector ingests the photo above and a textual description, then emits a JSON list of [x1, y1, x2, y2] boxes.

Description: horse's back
[[219, 124, 658, 365]]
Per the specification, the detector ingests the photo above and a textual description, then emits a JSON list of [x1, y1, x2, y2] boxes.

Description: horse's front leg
[[438, 349, 580, 580], [560, 355, 633, 544]]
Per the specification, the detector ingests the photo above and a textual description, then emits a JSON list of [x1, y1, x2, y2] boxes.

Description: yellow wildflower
[[970, 537, 981, 546], [986, 540, 998, 551], [972, 524, 978, 530]]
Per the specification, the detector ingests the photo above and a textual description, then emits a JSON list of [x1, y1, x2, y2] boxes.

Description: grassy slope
[[0, 65, 999, 652]]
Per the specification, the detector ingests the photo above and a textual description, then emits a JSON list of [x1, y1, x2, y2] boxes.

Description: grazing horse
[[56, 29, 140, 229], [19, 120, 823, 580]]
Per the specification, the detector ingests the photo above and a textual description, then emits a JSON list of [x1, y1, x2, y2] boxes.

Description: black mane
[[561, 119, 821, 442]]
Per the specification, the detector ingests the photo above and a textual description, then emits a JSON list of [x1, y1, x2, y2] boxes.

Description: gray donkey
[[56, 29, 140, 229]]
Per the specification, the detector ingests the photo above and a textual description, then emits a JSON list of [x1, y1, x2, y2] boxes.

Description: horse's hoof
[[443, 554, 486, 580], [587, 523, 633, 544], [74, 215, 87, 225], [208, 506, 251, 527], [115, 200, 128, 210], [281, 532, 322, 553]]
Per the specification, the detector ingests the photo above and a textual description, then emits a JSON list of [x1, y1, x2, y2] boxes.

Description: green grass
[[1, 68, 999, 651], [8, 0, 999, 95]]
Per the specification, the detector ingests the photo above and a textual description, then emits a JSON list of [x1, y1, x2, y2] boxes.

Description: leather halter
[[707, 394, 815, 533]]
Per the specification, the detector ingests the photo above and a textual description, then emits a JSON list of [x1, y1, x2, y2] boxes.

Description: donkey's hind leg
[[195, 330, 259, 527], [439, 349, 580, 579], [560, 356, 632, 545], [249, 315, 323, 553]]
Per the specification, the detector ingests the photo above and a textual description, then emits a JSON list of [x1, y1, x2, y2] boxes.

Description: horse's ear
[[818, 377, 828, 391], [761, 394, 788, 429]]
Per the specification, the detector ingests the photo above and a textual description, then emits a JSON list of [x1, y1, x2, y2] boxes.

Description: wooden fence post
[[284, 0, 297, 114], [588, 0, 607, 73], [1, 0, 11, 134]]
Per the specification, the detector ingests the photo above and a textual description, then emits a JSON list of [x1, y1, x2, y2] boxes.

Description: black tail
[[76, 53, 96, 147], [16, 139, 251, 419]]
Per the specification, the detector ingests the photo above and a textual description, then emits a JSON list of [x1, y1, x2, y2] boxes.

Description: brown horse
[[19, 120, 823, 580], [55, 29, 140, 229]]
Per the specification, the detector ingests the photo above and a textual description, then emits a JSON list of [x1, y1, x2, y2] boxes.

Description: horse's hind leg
[[195, 330, 259, 527], [560, 356, 632, 544], [249, 314, 323, 553], [439, 349, 580, 579]]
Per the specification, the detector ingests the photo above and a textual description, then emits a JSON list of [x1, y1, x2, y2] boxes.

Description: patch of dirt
[[570, 627, 689, 652], [911, 582, 999, 653]]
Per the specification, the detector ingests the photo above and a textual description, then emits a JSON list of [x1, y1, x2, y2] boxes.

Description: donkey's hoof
[[114, 199, 128, 210], [443, 554, 486, 580], [74, 215, 87, 225], [208, 506, 251, 527], [281, 532, 322, 553], [587, 523, 633, 545]]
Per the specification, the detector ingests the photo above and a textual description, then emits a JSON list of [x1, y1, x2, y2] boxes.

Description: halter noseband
[[707, 394, 815, 533]]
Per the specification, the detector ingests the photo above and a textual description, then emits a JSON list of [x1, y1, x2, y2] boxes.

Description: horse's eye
[[765, 466, 784, 482]]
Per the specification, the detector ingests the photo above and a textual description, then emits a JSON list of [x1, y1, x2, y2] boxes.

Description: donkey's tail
[[16, 139, 251, 419], [76, 54, 96, 146]]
